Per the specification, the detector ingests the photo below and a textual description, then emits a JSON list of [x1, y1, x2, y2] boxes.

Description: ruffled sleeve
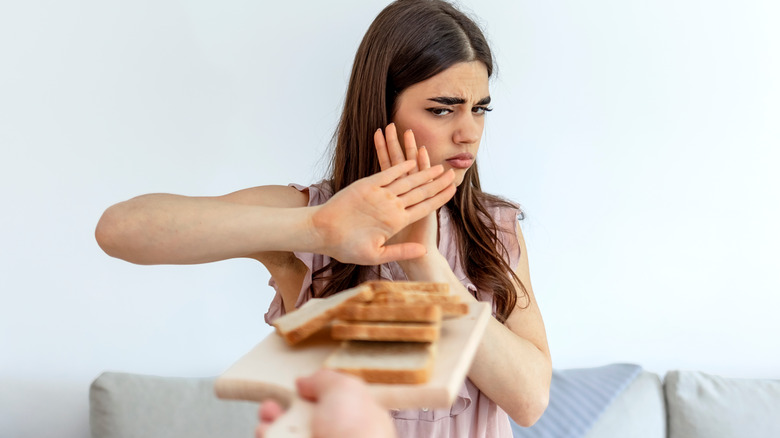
[[263, 181, 334, 325]]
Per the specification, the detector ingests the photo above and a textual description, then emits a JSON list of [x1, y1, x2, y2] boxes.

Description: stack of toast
[[271, 280, 467, 384]]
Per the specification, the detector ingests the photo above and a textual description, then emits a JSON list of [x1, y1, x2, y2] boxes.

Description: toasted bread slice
[[439, 302, 469, 318], [364, 280, 449, 294], [336, 303, 442, 323], [331, 321, 440, 343], [272, 285, 373, 345], [324, 341, 436, 384], [372, 291, 461, 305]]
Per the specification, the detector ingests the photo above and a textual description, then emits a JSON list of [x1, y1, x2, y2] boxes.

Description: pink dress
[[265, 181, 522, 438]]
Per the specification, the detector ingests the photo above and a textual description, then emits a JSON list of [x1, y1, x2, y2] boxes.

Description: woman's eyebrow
[[427, 96, 492, 105]]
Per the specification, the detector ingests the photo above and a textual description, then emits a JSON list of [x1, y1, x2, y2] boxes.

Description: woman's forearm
[[400, 252, 551, 426], [95, 194, 321, 265], [469, 317, 551, 426]]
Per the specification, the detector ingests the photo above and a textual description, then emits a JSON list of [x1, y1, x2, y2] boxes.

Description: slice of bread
[[364, 280, 449, 294], [364, 281, 467, 318], [372, 290, 461, 305], [335, 303, 442, 323], [439, 302, 469, 318], [324, 341, 436, 384], [271, 285, 373, 345], [331, 321, 441, 343]]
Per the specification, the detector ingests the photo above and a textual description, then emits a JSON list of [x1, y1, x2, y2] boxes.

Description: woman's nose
[[453, 113, 482, 145]]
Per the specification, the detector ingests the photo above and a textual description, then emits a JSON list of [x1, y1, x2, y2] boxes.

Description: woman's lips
[[445, 153, 474, 169]]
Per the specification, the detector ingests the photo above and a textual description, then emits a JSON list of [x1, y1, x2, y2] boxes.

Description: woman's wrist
[[399, 250, 475, 301], [297, 204, 332, 255], [398, 250, 449, 281], [244, 205, 327, 255]]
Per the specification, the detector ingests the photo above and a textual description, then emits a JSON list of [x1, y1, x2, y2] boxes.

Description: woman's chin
[[453, 171, 467, 187]]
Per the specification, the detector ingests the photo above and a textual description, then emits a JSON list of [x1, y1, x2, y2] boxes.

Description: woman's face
[[392, 61, 491, 187]]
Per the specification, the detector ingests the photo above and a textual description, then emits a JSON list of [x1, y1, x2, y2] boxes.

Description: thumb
[[296, 369, 361, 401], [375, 243, 427, 264]]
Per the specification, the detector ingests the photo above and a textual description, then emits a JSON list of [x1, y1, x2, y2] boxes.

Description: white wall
[[1, 0, 778, 437]]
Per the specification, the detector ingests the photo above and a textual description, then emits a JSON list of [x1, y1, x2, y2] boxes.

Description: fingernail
[[418, 145, 426, 149], [406, 128, 413, 133]]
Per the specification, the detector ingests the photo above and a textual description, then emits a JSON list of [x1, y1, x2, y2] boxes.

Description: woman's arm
[[401, 224, 551, 427], [95, 161, 456, 266], [95, 188, 312, 265]]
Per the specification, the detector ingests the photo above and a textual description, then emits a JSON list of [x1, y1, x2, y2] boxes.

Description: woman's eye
[[473, 106, 494, 115], [427, 108, 453, 116]]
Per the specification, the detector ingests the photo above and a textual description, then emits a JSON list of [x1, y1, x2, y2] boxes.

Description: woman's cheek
[[412, 133, 440, 159]]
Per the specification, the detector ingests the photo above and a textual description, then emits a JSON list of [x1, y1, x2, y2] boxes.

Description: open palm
[[374, 124, 442, 259], [311, 159, 454, 265]]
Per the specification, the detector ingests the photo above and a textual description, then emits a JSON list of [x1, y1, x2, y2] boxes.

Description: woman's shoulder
[[479, 192, 523, 223]]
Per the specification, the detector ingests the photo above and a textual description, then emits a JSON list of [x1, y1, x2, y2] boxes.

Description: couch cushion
[[585, 371, 666, 438], [89, 372, 257, 438], [512, 363, 647, 438], [665, 370, 780, 438]]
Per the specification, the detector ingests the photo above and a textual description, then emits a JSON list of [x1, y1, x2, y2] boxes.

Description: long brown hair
[[314, 0, 527, 322]]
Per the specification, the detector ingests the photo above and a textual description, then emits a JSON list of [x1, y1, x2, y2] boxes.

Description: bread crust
[[372, 291, 460, 305], [324, 341, 436, 384], [334, 367, 433, 384], [331, 321, 441, 342], [336, 304, 442, 322], [364, 280, 449, 294], [440, 302, 469, 318], [272, 285, 374, 345]]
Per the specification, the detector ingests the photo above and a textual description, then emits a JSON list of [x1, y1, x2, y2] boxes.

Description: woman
[[96, 0, 550, 436]]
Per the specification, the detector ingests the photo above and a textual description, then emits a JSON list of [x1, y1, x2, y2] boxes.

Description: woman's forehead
[[404, 61, 490, 101]]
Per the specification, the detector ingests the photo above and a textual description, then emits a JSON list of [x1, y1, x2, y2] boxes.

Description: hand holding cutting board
[[256, 370, 396, 438]]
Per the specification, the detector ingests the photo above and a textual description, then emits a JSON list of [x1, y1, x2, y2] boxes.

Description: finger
[[417, 145, 431, 171], [374, 128, 392, 171], [255, 422, 266, 438], [385, 123, 406, 166], [398, 168, 456, 206], [405, 179, 457, 222], [385, 164, 446, 197], [256, 400, 284, 438], [403, 129, 418, 172], [368, 160, 417, 187], [296, 369, 361, 401], [259, 400, 284, 422], [375, 242, 428, 264], [296, 369, 338, 401], [255, 405, 264, 438]]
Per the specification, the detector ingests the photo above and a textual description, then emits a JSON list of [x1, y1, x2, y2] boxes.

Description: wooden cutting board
[[214, 301, 491, 436]]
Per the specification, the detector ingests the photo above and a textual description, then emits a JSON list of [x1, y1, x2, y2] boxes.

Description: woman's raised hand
[[373, 124, 440, 257], [309, 159, 455, 266], [374, 123, 421, 173]]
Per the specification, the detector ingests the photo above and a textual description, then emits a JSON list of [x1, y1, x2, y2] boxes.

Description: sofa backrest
[[90, 372, 256, 438]]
